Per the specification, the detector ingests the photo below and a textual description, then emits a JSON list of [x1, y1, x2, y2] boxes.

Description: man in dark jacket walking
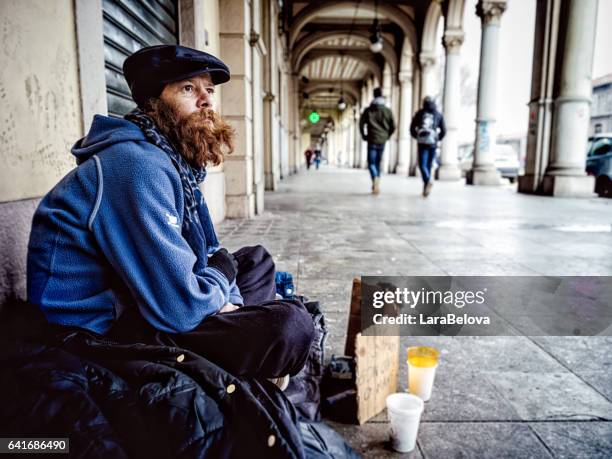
[[410, 96, 447, 197], [359, 87, 396, 195], [26, 45, 313, 387]]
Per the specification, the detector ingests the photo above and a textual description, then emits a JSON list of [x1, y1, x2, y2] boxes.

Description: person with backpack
[[410, 96, 447, 197], [359, 87, 396, 195]]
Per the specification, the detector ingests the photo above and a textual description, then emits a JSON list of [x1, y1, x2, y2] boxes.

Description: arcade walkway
[[218, 166, 612, 458]]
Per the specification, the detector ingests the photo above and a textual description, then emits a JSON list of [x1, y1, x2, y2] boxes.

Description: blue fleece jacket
[[27, 115, 242, 335]]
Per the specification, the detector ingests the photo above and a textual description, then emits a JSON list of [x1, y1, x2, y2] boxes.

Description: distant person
[[410, 96, 446, 197], [304, 148, 313, 169], [359, 87, 395, 195], [314, 146, 322, 170]]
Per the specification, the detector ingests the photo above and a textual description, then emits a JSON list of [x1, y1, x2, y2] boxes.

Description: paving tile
[[530, 337, 612, 373], [529, 421, 612, 458], [294, 278, 353, 311], [517, 256, 612, 276], [298, 253, 443, 279], [485, 371, 612, 421], [432, 259, 540, 276], [573, 371, 612, 401], [506, 312, 612, 337], [417, 368, 522, 421], [396, 232, 474, 245], [419, 246, 501, 261], [457, 336, 564, 372], [418, 422, 553, 459]]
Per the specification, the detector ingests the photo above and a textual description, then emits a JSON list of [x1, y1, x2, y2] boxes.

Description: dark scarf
[[125, 109, 220, 274]]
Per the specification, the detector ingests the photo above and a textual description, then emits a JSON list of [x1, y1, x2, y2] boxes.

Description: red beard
[[145, 98, 236, 168]]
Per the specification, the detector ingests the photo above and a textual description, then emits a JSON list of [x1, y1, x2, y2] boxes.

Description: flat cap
[[123, 45, 230, 107]]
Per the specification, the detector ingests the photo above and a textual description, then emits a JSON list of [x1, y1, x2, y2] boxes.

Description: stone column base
[[254, 181, 265, 215], [517, 174, 542, 194], [436, 164, 462, 181], [225, 194, 256, 219], [265, 172, 277, 191], [541, 174, 595, 197], [466, 168, 501, 186]]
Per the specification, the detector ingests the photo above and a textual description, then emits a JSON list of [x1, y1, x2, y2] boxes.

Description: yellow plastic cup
[[407, 347, 440, 401]]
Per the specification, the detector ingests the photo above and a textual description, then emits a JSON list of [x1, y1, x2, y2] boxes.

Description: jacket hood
[[72, 115, 146, 164], [423, 98, 437, 112], [371, 96, 386, 107]]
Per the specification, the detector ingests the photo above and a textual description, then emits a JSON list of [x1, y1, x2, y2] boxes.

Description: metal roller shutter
[[102, 0, 179, 117]]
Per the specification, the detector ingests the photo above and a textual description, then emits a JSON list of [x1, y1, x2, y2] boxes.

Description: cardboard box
[[344, 278, 400, 425]]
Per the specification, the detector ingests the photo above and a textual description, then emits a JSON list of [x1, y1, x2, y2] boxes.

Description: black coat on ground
[[0, 301, 360, 459], [0, 303, 304, 458]]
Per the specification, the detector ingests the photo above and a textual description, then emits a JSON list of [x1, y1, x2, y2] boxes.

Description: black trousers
[[106, 245, 314, 378]]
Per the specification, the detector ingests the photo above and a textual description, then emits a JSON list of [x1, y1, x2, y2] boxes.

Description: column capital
[[419, 53, 437, 70], [443, 29, 464, 54], [476, 0, 507, 26]]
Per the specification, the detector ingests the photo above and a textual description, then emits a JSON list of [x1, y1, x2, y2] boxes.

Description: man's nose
[[197, 91, 212, 109]]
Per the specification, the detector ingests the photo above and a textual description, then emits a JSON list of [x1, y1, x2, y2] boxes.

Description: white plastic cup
[[408, 363, 438, 401], [385, 393, 424, 453], [407, 347, 440, 402]]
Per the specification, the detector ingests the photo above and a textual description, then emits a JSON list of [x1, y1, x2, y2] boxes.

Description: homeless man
[[26, 45, 314, 387]]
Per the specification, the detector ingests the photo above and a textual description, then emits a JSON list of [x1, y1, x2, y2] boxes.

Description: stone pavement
[[217, 166, 612, 458]]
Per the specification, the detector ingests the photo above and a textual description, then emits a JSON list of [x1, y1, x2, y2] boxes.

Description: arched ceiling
[[293, 32, 398, 76], [300, 52, 382, 82], [303, 80, 361, 107], [281, 1, 467, 111], [288, 1, 417, 51], [285, 1, 414, 111]]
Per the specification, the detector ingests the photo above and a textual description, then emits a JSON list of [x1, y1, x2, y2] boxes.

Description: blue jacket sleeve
[[91, 144, 230, 333], [228, 281, 244, 306]]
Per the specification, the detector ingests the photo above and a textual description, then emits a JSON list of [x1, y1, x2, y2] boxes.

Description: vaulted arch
[[444, 0, 466, 30], [303, 81, 361, 106], [292, 31, 398, 77], [421, 0, 443, 56], [298, 53, 383, 86], [289, 0, 417, 55]]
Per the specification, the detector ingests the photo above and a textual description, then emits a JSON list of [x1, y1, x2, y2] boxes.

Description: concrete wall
[[0, 198, 40, 302], [0, 1, 82, 303], [0, 0, 82, 203]]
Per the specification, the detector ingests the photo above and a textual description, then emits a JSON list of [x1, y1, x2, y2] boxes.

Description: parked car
[[459, 144, 521, 183], [586, 133, 612, 198]]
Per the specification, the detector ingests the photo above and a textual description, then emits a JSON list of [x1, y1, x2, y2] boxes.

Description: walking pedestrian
[[359, 87, 395, 195], [314, 145, 322, 170], [304, 148, 313, 169], [410, 96, 446, 197]]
